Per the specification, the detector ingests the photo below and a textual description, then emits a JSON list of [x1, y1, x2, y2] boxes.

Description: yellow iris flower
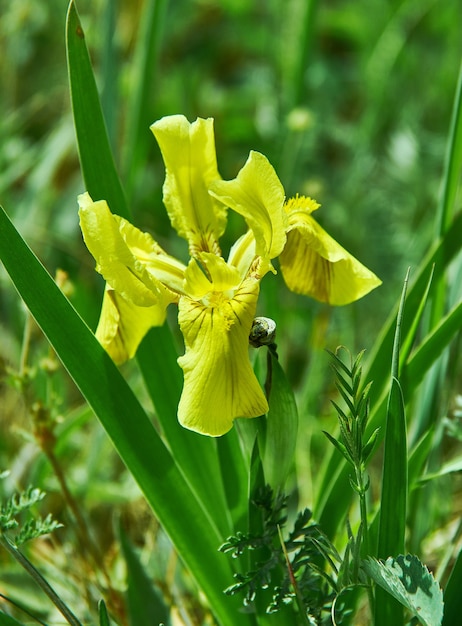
[[79, 115, 381, 437]]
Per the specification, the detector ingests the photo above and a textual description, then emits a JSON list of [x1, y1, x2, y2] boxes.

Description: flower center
[[202, 288, 235, 308]]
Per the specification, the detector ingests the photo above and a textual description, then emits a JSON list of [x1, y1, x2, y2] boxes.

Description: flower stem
[[0, 534, 82, 626]]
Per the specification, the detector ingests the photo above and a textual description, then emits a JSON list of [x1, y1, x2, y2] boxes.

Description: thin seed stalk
[[0, 534, 82, 626], [354, 463, 374, 616]]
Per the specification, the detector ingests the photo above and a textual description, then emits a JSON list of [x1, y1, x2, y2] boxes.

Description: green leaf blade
[[66, 1, 129, 219], [119, 526, 170, 626], [260, 353, 298, 491]]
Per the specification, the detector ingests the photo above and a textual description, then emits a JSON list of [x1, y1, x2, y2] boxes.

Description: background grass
[[1, 1, 461, 624]]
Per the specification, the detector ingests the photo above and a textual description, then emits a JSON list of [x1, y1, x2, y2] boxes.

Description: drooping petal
[[177, 276, 268, 437], [96, 286, 166, 364], [78, 192, 178, 307], [150, 115, 227, 256], [209, 151, 287, 273], [279, 196, 382, 305]]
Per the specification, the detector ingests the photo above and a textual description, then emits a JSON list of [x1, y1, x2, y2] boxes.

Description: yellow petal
[[209, 151, 287, 272], [150, 115, 226, 256], [95, 286, 166, 364], [78, 193, 178, 307], [227, 229, 256, 278], [177, 277, 268, 436], [184, 253, 242, 300], [280, 197, 382, 305], [114, 215, 187, 295]]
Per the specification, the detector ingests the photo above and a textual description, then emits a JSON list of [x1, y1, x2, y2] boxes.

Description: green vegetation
[[0, 1, 461, 624]]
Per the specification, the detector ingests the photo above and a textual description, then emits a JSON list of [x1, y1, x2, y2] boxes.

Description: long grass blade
[[442, 545, 462, 626], [66, 0, 129, 220], [0, 205, 253, 626], [435, 58, 462, 238], [123, 0, 169, 199], [374, 275, 409, 625], [403, 299, 462, 391]]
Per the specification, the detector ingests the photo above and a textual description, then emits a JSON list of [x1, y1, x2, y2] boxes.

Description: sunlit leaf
[[364, 555, 444, 626]]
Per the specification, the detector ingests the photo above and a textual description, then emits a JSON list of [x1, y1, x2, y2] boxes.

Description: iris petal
[[177, 276, 268, 436], [96, 287, 166, 364], [151, 115, 226, 256], [210, 151, 287, 273], [280, 197, 382, 304], [227, 230, 256, 278], [79, 193, 176, 307]]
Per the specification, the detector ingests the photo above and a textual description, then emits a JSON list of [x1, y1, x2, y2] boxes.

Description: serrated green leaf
[[14, 515, 63, 546], [364, 555, 444, 626]]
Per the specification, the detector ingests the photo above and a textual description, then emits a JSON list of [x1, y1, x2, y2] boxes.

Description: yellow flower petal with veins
[[96, 287, 166, 364], [177, 276, 268, 436], [184, 252, 242, 300], [78, 193, 176, 308], [210, 151, 287, 273], [113, 214, 187, 296], [279, 196, 382, 305], [150, 115, 226, 256]]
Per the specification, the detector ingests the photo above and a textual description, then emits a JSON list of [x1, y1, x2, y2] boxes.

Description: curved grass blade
[[0, 205, 254, 626], [66, 0, 129, 220], [374, 275, 409, 625], [403, 299, 462, 391], [442, 545, 462, 626], [0, 611, 29, 626], [435, 59, 462, 238], [123, 0, 169, 199], [119, 525, 170, 626], [216, 428, 249, 532]]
